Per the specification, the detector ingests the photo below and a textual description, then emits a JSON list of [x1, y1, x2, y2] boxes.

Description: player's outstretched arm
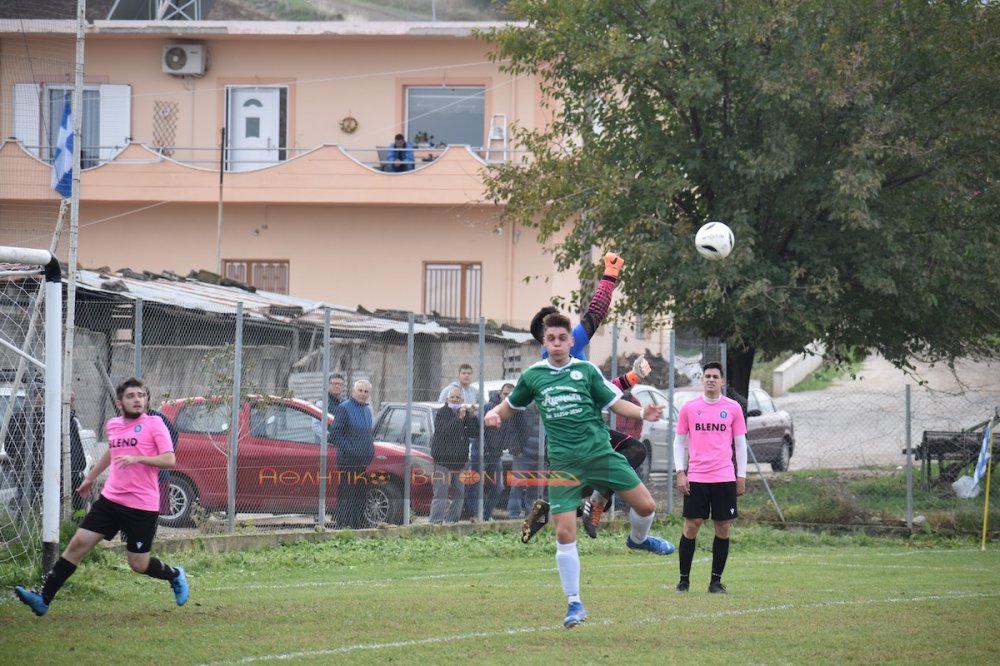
[[580, 252, 624, 340]]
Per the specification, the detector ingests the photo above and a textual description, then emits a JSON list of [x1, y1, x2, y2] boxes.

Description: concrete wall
[[772, 342, 825, 396]]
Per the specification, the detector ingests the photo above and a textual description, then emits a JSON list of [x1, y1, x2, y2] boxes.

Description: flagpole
[[982, 418, 995, 551]]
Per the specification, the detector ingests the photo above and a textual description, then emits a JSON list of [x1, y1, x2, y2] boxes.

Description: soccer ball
[[695, 221, 734, 261]]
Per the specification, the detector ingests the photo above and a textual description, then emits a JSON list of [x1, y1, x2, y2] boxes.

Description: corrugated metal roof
[[72, 268, 534, 343]]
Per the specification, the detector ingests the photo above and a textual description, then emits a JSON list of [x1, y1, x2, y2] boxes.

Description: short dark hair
[[394, 133, 405, 141], [543, 312, 572, 332], [702, 361, 724, 377], [458, 363, 473, 372], [116, 377, 147, 401]]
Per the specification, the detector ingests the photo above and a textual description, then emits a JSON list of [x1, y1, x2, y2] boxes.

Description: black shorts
[[682, 481, 739, 522], [80, 495, 159, 554]]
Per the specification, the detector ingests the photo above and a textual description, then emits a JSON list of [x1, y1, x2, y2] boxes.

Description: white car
[[624, 384, 675, 476]]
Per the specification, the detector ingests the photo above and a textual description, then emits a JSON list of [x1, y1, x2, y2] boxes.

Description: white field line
[[204, 547, 990, 592], [198, 591, 998, 665]]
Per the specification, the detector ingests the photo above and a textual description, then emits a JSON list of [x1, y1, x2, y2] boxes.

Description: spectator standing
[[429, 388, 475, 523], [328, 380, 375, 529], [437, 363, 479, 404], [506, 401, 542, 519], [467, 383, 524, 520], [13, 377, 188, 617], [385, 133, 415, 172], [312, 374, 345, 440], [673, 362, 748, 594]]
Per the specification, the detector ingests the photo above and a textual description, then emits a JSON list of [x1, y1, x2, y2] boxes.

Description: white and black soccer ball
[[694, 221, 734, 261]]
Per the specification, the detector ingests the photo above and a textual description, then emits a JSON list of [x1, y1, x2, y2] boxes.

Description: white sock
[[590, 491, 607, 508], [629, 508, 654, 543], [555, 541, 580, 599]]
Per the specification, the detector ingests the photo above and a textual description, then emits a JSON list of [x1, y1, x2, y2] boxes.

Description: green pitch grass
[[2, 525, 998, 665]]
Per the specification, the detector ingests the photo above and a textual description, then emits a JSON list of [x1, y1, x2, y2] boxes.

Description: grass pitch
[[2, 525, 998, 665]]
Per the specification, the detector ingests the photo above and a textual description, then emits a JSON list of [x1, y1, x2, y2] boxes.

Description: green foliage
[[481, 0, 1000, 381], [272, 0, 343, 21]]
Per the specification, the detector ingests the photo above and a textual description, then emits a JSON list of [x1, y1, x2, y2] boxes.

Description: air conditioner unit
[[162, 44, 206, 76]]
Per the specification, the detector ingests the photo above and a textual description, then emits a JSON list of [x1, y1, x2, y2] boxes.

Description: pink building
[[0, 19, 587, 327]]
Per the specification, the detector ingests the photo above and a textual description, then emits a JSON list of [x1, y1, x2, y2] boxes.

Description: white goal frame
[[0, 246, 63, 566]]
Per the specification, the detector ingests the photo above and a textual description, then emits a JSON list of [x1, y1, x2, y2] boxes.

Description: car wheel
[[158, 475, 197, 527], [364, 479, 404, 526], [637, 442, 652, 483], [771, 439, 791, 472]]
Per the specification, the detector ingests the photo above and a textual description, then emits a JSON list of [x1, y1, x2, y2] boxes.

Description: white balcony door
[[226, 86, 282, 171]]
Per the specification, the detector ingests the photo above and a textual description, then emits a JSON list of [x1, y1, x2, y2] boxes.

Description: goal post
[[0, 246, 62, 570]]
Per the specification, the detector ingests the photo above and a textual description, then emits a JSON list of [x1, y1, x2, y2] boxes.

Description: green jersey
[[507, 357, 622, 465]]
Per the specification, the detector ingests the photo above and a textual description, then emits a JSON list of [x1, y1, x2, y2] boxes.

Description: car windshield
[[671, 391, 701, 412]]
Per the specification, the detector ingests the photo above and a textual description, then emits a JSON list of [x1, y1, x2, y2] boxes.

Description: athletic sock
[[41, 557, 77, 604], [555, 541, 580, 599], [678, 535, 696, 578], [590, 491, 608, 509], [628, 508, 654, 543], [711, 536, 730, 583], [144, 557, 179, 581]]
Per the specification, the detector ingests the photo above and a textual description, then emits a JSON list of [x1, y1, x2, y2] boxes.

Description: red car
[[156, 396, 434, 528]]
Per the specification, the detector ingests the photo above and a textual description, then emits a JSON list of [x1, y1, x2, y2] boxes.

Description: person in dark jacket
[[429, 388, 477, 523], [467, 383, 525, 520], [68, 393, 88, 513], [148, 405, 179, 517], [328, 379, 375, 529]]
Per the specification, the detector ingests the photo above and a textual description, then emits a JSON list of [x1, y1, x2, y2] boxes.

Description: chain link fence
[[2, 272, 999, 572]]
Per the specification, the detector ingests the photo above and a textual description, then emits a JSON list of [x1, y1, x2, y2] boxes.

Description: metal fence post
[[477, 317, 486, 522], [403, 313, 414, 526], [609, 322, 619, 521], [318, 307, 331, 528], [226, 302, 244, 535], [905, 384, 913, 529], [667, 329, 676, 516], [134, 297, 142, 378]]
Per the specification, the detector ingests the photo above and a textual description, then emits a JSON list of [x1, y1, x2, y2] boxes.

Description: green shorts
[[548, 449, 642, 515]]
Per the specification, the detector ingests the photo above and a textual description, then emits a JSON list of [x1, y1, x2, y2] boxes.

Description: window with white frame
[[405, 86, 486, 148], [424, 262, 481, 321], [12, 83, 131, 166]]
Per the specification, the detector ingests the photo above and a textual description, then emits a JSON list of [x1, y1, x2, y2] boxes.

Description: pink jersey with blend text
[[676, 395, 747, 483], [101, 413, 173, 511]]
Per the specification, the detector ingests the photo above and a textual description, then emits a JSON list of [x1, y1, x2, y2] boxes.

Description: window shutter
[[12, 83, 42, 158], [98, 83, 131, 161]]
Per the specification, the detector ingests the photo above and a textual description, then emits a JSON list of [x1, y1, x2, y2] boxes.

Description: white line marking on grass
[[204, 568, 557, 591], [197, 591, 998, 665]]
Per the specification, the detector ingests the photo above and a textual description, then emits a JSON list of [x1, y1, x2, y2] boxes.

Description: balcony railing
[[15, 143, 533, 172]]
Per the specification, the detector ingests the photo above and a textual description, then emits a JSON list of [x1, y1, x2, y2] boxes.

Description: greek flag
[[971, 421, 993, 487], [50, 91, 73, 198]]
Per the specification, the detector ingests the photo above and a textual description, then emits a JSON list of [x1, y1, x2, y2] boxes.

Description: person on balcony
[[386, 133, 415, 172]]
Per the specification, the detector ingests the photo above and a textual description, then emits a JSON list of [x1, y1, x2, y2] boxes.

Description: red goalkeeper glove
[[603, 252, 625, 279]]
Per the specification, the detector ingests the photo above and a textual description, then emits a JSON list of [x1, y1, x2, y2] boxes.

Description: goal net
[[0, 248, 63, 574]]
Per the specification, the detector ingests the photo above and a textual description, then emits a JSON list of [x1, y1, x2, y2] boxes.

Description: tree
[[481, 0, 1000, 396]]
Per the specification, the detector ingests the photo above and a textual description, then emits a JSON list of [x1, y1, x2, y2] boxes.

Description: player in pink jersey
[[14, 377, 189, 617], [673, 362, 748, 594]]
